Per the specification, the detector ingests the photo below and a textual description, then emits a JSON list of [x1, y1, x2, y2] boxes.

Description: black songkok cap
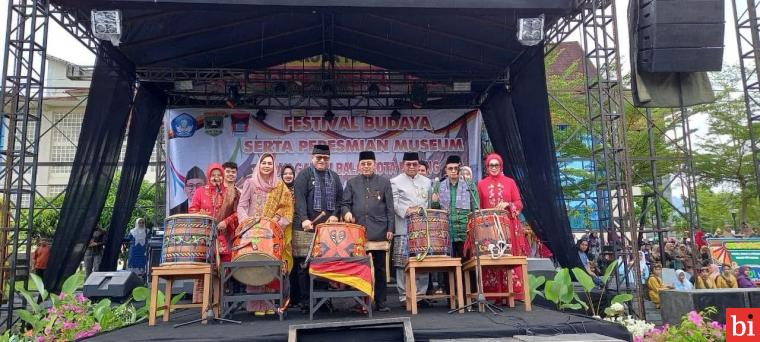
[[312, 144, 330, 155], [445, 155, 461, 165], [359, 151, 375, 161], [402, 152, 419, 161]]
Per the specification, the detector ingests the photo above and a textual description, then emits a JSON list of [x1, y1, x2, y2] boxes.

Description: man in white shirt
[[391, 152, 432, 305]]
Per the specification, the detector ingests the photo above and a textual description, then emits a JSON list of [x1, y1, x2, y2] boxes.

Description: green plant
[[543, 268, 588, 311], [571, 259, 632, 317], [527, 274, 546, 302], [638, 307, 725, 342], [11, 273, 184, 340]]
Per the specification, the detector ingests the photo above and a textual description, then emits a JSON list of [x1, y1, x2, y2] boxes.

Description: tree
[[692, 65, 759, 227]]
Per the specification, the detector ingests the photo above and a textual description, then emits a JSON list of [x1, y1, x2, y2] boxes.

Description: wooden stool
[[462, 255, 531, 312], [404, 256, 464, 315], [149, 264, 219, 326]]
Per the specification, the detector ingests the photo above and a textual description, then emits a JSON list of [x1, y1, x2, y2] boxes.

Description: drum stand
[[448, 242, 503, 315]]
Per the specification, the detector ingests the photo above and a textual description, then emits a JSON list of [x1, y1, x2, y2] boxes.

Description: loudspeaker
[[288, 317, 413, 342], [636, 0, 724, 72], [527, 258, 556, 280], [660, 288, 760, 325], [83, 271, 142, 299]]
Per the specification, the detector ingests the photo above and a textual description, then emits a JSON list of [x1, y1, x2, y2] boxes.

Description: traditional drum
[[311, 223, 366, 258], [292, 230, 315, 258], [406, 208, 450, 257], [162, 214, 216, 264], [230, 217, 284, 286], [467, 208, 512, 257]]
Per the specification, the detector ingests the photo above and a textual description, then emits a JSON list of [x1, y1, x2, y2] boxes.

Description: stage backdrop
[[165, 108, 482, 215]]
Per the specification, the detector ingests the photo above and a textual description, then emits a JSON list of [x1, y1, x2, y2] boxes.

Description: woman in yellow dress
[[646, 263, 672, 309], [695, 266, 717, 289], [237, 153, 294, 315], [716, 264, 738, 288]]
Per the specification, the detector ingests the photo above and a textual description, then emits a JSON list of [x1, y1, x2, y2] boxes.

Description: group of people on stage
[[173, 144, 528, 315]]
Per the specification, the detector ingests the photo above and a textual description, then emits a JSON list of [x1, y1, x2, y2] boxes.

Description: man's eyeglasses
[[404, 162, 419, 167], [315, 155, 330, 161], [446, 166, 459, 171]]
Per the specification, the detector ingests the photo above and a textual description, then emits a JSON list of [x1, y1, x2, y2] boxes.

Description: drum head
[[231, 253, 278, 286]]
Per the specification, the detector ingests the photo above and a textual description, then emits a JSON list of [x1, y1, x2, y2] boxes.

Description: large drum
[[230, 217, 284, 286], [467, 209, 512, 257], [292, 230, 315, 258], [312, 223, 366, 258], [162, 214, 216, 264], [406, 208, 450, 257]]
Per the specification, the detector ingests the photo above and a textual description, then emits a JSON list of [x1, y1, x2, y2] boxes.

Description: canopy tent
[[44, 0, 582, 291]]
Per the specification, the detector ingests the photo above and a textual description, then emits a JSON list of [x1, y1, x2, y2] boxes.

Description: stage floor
[[90, 296, 630, 342]]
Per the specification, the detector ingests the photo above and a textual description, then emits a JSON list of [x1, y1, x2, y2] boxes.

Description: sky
[[0, 0, 742, 69]]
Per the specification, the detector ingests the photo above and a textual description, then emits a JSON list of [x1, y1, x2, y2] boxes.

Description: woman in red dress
[[476, 153, 529, 302]]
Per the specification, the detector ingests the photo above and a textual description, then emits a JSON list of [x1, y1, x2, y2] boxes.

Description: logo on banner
[[230, 112, 250, 135], [170, 113, 197, 138], [203, 112, 225, 136], [728, 308, 759, 341]]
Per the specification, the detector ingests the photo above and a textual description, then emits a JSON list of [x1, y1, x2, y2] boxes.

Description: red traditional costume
[[188, 163, 239, 302], [476, 153, 529, 301]]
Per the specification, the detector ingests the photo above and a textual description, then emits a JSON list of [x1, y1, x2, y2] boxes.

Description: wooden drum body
[[292, 230, 315, 258], [162, 214, 216, 265], [230, 217, 284, 286], [312, 223, 366, 258], [406, 209, 451, 257], [467, 209, 512, 256]]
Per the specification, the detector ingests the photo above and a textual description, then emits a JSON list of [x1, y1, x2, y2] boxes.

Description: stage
[[89, 294, 630, 342]]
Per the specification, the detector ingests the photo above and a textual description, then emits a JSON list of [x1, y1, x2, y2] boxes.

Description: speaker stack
[[660, 288, 760, 325], [636, 0, 724, 73]]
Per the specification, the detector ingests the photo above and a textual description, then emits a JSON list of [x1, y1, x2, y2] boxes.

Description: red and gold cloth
[[309, 256, 374, 299]]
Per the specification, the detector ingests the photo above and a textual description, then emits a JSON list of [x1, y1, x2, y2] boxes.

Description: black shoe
[[376, 304, 391, 312]]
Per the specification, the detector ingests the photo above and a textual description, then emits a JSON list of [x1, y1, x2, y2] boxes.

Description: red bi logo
[[727, 308, 760, 342]]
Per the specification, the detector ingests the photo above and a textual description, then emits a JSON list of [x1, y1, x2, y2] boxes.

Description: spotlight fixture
[[91, 10, 122, 45], [517, 15, 545, 46], [255, 108, 267, 121], [367, 83, 380, 97], [322, 83, 336, 97], [390, 109, 402, 121], [224, 84, 240, 109], [274, 82, 288, 95], [410, 83, 427, 108], [324, 109, 336, 122]]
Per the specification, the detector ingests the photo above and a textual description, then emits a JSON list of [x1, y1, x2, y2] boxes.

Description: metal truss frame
[[732, 0, 760, 199], [0, 0, 50, 329]]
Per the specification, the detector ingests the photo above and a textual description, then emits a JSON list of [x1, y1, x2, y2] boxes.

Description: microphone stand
[[448, 241, 502, 314], [175, 183, 241, 327]]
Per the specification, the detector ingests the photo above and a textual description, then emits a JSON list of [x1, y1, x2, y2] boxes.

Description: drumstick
[[302, 211, 327, 267]]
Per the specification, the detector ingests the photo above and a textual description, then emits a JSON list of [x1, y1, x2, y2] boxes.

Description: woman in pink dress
[[476, 153, 529, 302], [237, 153, 293, 315]]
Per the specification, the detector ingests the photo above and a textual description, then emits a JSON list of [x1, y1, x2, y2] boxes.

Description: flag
[[309, 256, 374, 299]]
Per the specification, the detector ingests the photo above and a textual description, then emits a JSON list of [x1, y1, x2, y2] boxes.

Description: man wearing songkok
[[390, 152, 431, 305], [293, 144, 343, 309], [431, 155, 478, 258], [342, 151, 394, 312]]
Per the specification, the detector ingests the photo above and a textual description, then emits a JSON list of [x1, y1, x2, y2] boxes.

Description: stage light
[[274, 82, 287, 95], [322, 83, 336, 97], [91, 10, 122, 45], [390, 109, 402, 121], [367, 83, 380, 97], [410, 83, 427, 108], [324, 109, 336, 122], [255, 108, 267, 122], [517, 15, 545, 46], [225, 84, 240, 109]]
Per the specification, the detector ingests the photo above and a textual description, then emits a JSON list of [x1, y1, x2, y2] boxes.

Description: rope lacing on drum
[[415, 207, 433, 261], [489, 213, 509, 259]]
